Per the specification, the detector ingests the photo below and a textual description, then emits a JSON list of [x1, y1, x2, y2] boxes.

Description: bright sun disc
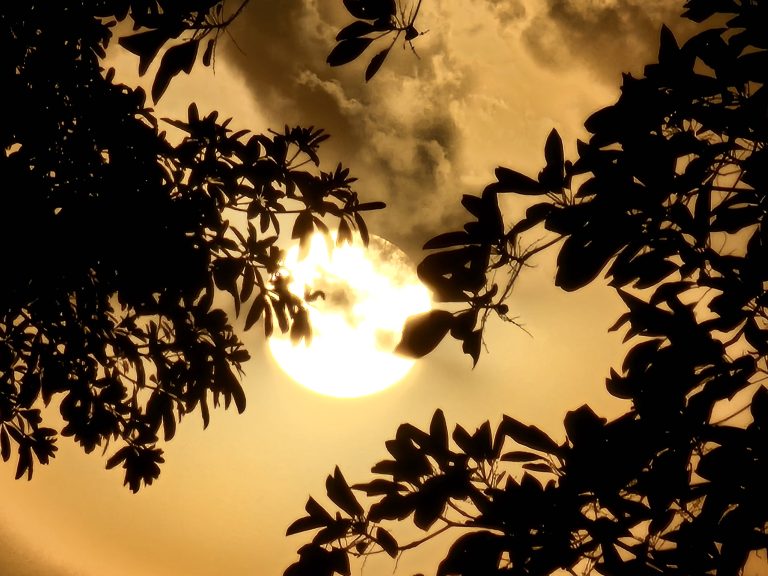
[[268, 233, 431, 398]]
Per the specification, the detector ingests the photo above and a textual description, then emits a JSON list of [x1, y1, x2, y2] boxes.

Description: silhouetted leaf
[[369, 492, 417, 522], [658, 24, 681, 65], [413, 476, 448, 529], [461, 329, 483, 367], [365, 47, 391, 81], [484, 167, 545, 195], [375, 527, 398, 558], [202, 38, 215, 67], [336, 20, 377, 40], [245, 297, 265, 331], [522, 462, 553, 473], [429, 409, 449, 453], [0, 428, 9, 462], [501, 450, 542, 462], [118, 27, 182, 75], [539, 128, 565, 189], [499, 416, 561, 454], [355, 201, 386, 211], [286, 515, 326, 536], [305, 496, 334, 524], [327, 38, 374, 67], [437, 532, 505, 576], [423, 231, 472, 250], [326, 466, 364, 517], [352, 478, 403, 496], [152, 39, 199, 103], [396, 310, 454, 358]]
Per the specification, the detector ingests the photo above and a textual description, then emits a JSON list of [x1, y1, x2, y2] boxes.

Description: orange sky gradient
[[0, 2, 721, 575]]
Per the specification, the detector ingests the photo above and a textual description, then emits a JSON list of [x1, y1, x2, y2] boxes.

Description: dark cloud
[[522, 0, 697, 82], [220, 0, 476, 253]]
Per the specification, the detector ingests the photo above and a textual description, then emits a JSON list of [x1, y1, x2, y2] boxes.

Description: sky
[[0, 1, 714, 575]]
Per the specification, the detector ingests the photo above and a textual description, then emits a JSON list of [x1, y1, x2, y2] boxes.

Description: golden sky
[[0, 1, 698, 575]]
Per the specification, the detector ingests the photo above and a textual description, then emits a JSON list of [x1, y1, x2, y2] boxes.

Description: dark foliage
[[330, 0, 425, 81], [1, 1, 382, 491], [286, 1, 768, 575]]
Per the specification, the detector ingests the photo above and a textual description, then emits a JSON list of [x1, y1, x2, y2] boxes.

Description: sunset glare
[[268, 233, 432, 397]]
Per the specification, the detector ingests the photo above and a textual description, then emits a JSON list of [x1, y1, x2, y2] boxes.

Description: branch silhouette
[[286, 1, 768, 574]]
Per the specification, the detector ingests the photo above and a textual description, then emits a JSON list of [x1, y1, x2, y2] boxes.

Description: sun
[[267, 232, 432, 398]]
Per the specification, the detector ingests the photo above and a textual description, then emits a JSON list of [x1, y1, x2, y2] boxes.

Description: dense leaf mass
[[287, 1, 768, 575], [0, 1, 379, 490]]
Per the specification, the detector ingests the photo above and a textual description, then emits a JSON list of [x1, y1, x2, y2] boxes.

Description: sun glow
[[268, 233, 432, 398]]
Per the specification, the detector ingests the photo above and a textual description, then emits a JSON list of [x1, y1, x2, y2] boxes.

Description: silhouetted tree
[[285, 1, 768, 574], [0, 1, 385, 491]]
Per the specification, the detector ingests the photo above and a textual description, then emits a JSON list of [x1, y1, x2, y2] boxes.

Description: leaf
[[327, 38, 374, 67], [152, 39, 199, 103], [118, 27, 181, 75], [244, 297, 265, 331], [395, 310, 454, 358], [423, 231, 472, 250], [15, 445, 32, 480], [522, 462, 553, 473], [106, 446, 132, 470], [336, 20, 377, 40], [286, 515, 326, 536], [484, 167, 545, 195], [539, 128, 565, 189], [429, 409, 448, 453], [351, 478, 403, 496], [291, 210, 315, 241], [1, 427, 10, 462], [218, 362, 246, 413], [354, 201, 387, 211], [711, 205, 762, 233], [658, 24, 680, 66], [508, 202, 554, 238], [499, 416, 561, 454], [564, 405, 607, 446], [202, 38, 215, 67], [461, 329, 483, 367], [354, 212, 369, 245], [375, 527, 398, 558], [413, 476, 448, 530], [326, 466, 364, 517], [453, 422, 494, 461], [555, 230, 623, 292], [500, 450, 542, 462], [365, 47, 391, 81], [305, 496, 334, 524], [437, 531, 506, 576]]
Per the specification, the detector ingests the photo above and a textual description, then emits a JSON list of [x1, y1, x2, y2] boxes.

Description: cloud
[[219, 0, 695, 257], [521, 0, 696, 81], [220, 0, 480, 253], [484, 0, 527, 25]]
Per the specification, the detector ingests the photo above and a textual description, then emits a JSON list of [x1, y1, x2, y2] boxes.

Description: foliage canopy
[[1, 0, 382, 492], [3, 1, 767, 575], [285, 1, 768, 575]]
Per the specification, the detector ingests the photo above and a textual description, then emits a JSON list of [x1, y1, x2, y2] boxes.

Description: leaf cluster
[[288, 2, 768, 575], [1, 1, 382, 490], [328, 0, 425, 81]]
